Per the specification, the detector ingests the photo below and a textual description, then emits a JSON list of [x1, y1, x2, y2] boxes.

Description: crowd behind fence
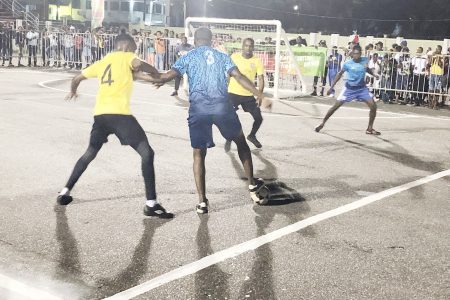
[[1, 23, 449, 108]]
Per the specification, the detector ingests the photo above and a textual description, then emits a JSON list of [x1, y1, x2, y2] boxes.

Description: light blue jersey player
[[140, 28, 268, 213], [315, 44, 381, 135]]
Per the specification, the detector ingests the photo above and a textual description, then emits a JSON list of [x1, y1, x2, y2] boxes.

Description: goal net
[[185, 17, 306, 99]]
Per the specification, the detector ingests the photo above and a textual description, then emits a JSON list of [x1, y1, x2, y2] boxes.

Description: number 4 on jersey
[[101, 64, 114, 86]]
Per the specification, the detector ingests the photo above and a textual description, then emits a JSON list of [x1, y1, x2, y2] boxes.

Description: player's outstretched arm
[[327, 70, 345, 95], [230, 68, 264, 106], [131, 58, 159, 75], [65, 74, 87, 101]]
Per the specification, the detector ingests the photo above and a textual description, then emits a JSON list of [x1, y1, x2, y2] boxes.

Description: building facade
[[17, 0, 170, 26]]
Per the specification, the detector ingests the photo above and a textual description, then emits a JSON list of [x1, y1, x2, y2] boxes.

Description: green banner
[[291, 47, 327, 77], [222, 43, 327, 77]]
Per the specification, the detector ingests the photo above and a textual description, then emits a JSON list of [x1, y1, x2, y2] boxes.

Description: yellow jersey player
[[226, 38, 265, 151], [57, 32, 173, 218]]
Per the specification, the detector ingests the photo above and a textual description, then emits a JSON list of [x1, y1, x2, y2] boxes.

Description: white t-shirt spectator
[[411, 55, 427, 75], [26, 31, 39, 46]]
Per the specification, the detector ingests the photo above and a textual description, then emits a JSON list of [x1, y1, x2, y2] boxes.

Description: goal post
[[184, 17, 307, 99]]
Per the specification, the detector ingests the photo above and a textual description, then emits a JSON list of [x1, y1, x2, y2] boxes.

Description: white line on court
[[36, 78, 433, 120], [0, 273, 62, 300], [4, 69, 450, 121], [104, 169, 450, 300]]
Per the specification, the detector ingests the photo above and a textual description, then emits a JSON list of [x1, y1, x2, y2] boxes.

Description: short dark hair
[[115, 33, 136, 50], [353, 44, 362, 52], [242, 38, 254, 46], [194, 27, 212, 42]]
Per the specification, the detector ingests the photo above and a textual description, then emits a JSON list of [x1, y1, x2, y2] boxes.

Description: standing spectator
[[410, 47, 428, 106], [154, 31, 165, 71], [380, 53, 396, 103], [74, 29, 83, 69], [15, 26, 26, 67], [368, 53, 381, 96], [41, 29, 51, 67], [64, 27, 75, 68], [1, 22, 14, 67], [82, 29, 92, 67], [375, 41, 384, 51], [145, 32, 155, 66], [440, 53, 449, 107], [428, 45, 444, 109], [327, 46, 342, 97], [26, 27, 39, 67], [311, 40, 328, 96], [170, 36, 193, 96], [396, 48, 411, 104], [48, 31, 58, 67]]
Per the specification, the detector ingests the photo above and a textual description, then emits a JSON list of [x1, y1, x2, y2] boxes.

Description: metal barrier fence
[[1, 30, 181, 71], [365, 51, 449, 106], [1, 30, 449, 106]]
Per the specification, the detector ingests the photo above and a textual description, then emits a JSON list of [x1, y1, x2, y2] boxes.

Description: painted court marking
[[104, 169, 450, 300], [2, 69, 449, 121], [0, 273, 62, 300], [35, 78, 445, 121]]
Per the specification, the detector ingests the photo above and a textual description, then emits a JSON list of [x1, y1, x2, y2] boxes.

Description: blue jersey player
[[139, 28, 267, 213], [315, 45, 381, 135]]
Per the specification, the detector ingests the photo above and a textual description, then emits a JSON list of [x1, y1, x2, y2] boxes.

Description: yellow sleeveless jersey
[[228, 53, 264, 96], [82, 51, 136, 115]]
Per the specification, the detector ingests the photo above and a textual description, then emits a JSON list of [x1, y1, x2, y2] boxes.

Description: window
[[86, 1, 91, 9], [134, 2, 144, 12], [121, 2, 130, 11], [152, 3, 162, 14], [110, 2, 119, 11], [72, 0, 80, 9]]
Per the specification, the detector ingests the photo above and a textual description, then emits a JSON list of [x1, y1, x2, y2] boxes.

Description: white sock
[[146, 200, 158, 207], [59, 187, 70, 196]]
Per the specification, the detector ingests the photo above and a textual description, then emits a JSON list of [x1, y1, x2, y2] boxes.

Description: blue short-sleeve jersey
[[172, 46, 237, 115], [342, 57, 368, 88]]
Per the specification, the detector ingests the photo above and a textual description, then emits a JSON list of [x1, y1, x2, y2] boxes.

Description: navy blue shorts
[[337, 85, 373, 102], [188, 112, 242, 149]]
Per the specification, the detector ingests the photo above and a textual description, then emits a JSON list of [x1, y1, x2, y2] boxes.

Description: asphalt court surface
[[0, 69, 449, 300]]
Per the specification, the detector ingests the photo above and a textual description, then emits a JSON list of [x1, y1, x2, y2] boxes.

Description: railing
[[0, 0, 39, 30]]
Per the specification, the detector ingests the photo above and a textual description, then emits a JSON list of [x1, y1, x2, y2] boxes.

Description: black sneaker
[[170, 91, 178, 96], [196, 200, 209, 214], [57, 195, 73, 205], [249, 178, 267, 204], [143, 203, 174, 218], [310, 91, 317, 96], [247, 135, 262, 148], [224, 140, 231, 152]]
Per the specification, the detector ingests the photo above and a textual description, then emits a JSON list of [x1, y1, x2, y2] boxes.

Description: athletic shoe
[[57, 195, 73, 205], [247, 135, 262, 148], [143, 203, 174, 218], [249, 178, 266, 204], [196, 200, 209, 214], [310, 91, 317, 96], [170, 91, 178, 96], [224, 140, 231, 152]]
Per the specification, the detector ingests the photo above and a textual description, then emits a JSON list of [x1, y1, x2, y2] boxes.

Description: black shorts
[[228, 93, 258, 113], [90, 114, 148, 148]]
